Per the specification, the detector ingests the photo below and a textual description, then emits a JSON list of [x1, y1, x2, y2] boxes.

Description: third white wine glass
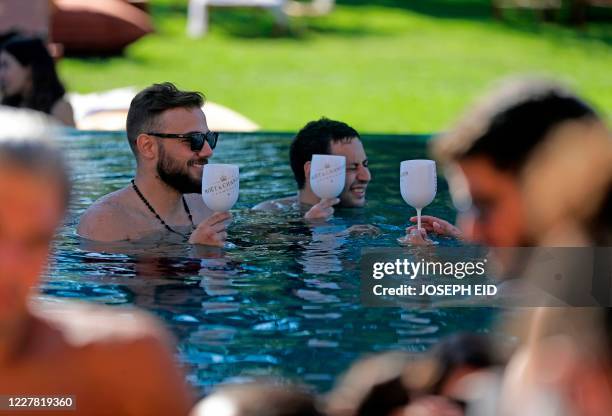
[[400, 159, 437, 230]]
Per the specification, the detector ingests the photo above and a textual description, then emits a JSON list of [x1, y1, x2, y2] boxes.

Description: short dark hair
[[126, 82, 204, 155], [433, 78, 598, 172], [289, 118, 360, 189]]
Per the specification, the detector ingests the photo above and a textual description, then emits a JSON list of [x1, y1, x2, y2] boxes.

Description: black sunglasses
[[147, 131, 219, 151]]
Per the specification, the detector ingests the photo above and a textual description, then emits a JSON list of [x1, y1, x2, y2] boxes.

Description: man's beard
[[156, 146, 204, 194]]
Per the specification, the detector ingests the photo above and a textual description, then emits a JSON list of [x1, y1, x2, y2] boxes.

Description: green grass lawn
[[58, 0, 612, 133]]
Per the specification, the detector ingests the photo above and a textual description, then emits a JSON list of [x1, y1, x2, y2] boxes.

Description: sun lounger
[[187, 0, 289, 37]]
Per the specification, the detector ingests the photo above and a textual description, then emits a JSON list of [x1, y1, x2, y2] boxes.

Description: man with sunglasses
[[78, 82, 230, 246]]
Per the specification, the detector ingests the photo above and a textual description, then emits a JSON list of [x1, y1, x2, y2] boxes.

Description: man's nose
[[196, 141, 213, 158], [357, 165, 371, 182]]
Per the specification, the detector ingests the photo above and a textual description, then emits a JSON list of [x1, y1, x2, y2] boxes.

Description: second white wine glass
[[310, 154, 346, 199]]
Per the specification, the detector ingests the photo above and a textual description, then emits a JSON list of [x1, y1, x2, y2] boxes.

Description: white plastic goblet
[[201, 164, 240, 212], [310, 154, 346, 199], [400, 159, 437, 230]]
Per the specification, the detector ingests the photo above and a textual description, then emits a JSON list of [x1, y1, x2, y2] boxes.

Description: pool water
[[44, 131, 496, 394]]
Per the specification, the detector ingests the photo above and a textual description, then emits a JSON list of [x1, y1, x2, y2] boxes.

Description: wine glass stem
[[417, 208, 422, 231]]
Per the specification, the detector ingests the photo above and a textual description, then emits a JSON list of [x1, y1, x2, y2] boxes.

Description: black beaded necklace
[[131, 179, 194, 238]]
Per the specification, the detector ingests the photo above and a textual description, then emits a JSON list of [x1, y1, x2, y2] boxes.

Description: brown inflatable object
[[51, 0, 153, 54]]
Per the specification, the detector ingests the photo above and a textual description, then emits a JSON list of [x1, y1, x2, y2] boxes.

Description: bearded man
[[78, 82, 230, 246]]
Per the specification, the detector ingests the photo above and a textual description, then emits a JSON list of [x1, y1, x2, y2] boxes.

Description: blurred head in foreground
[[433, 78, 611, 246], [191, 382, 323, 416], [0, 107, 193, 415], [326, 334, 496, 416], [0, 36, 74, 126], [0, 107, 67, 322]]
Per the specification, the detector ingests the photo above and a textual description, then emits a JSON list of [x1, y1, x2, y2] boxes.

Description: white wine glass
[[400, 160, 437, 230], [201, 164, 239, 249], [202, 163, 239, 211], [310, 154, 346, 199]]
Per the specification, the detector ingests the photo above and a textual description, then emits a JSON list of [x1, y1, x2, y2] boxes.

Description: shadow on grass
[[148, 0, 611, 46], [332, 0, 612, 48], [338, 0, 612, 46], [494, 7, 612, 47], [337, 0, 492, 20], [150, 1, 188, 15], [201, 8, 384, 39]]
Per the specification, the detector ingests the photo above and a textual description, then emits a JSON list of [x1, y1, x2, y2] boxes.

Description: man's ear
[[304, 161, 311, 183], [136, 133, 157, 160]]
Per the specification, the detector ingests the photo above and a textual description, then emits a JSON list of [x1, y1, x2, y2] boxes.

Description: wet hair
[[290, 118, 360, 189], [1, 36, 66, 114], [0, 107, 70, 207], [126, 82, 205, 156], [433, 78, 598, 173]]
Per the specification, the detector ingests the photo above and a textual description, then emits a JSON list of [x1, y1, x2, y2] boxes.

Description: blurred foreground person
[[0, 36, 74, 126], [78, 82, 230, 246], [191, 382, 324, 416], [326, 333, 497, 416], [405, 78, 611, 247], [0, 108, 193, 415], [420, 79, 611, 415], [500, 308, 612, 416], [253, 118, 371, 220]]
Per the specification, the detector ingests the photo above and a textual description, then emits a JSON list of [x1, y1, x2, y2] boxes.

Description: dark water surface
[[44, 131, 496, 394]]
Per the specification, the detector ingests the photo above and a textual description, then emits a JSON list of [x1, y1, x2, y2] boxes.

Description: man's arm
[[183, 194, 232, 247], [399, 215, 462, 246], [405, 215, 463, 239]]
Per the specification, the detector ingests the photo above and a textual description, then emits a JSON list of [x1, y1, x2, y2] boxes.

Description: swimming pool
[[44, 131, 496, 394]]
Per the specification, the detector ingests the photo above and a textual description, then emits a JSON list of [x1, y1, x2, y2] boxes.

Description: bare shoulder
[[30, 299, 173, 348], [252, 196, 297, 211], [51, 98, 75, 127], [77, 188, 143, 241], [29, 300, 194, 414]]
